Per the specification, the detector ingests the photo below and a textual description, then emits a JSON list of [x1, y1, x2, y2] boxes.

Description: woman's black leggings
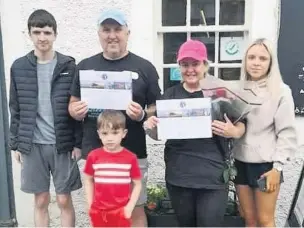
[[166, 182, 228, 227]]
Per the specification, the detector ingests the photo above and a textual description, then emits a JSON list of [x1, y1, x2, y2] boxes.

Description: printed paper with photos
[[79, 70, 132, 115], [156, 98, 212, 140]]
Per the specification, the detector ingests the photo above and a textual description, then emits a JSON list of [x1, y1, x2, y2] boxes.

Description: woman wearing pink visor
[[144, 39, 246, 227]]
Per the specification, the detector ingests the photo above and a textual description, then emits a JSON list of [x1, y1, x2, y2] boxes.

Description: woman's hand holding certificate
[[143, 116, 159, 140], [144, 116, 159, 129]]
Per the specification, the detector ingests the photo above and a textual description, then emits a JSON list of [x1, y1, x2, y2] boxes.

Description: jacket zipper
[[50, 61, 71, 152]]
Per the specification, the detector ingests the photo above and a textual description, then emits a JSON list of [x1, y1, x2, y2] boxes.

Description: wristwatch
[[273, 163, 283, 172]]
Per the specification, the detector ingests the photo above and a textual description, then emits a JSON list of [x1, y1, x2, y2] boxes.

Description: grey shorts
[[20, 144, 82, 194], [134, 158, 148, 206]]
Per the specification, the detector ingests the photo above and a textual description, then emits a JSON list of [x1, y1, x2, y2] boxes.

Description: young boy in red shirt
[[83, 110, 142, 227]]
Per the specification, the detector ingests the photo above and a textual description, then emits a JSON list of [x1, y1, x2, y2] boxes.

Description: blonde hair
[[240, 38, 283, 96]]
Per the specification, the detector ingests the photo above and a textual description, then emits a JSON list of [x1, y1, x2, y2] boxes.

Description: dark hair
[[97, 110, 126, 130], [27, 9, 57, 34]]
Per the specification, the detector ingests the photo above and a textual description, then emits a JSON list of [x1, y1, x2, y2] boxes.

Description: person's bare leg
[[236, 185, 257, 227], [131, 206, 147, 227], [255, 186, 280, 227], [56, 194, 75, 227], [34, 192, 50, 227]]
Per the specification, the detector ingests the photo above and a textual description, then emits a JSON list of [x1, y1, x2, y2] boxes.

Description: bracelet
[[138, 110, 146, 122]]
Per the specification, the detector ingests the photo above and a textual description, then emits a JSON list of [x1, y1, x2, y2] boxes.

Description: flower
[[146, 184, 167, 211]]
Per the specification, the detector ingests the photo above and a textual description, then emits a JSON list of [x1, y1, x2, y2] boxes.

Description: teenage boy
[[9, 9, 82, 227]]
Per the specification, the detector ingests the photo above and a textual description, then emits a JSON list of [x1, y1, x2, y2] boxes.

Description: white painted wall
[[249, 0, 280, 43], [129, 0, 155, 63], [0, 0, 25, 94]]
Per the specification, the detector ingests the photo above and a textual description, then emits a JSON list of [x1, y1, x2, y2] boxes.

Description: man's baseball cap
[[177, 39, 208, 62], [97, 9, 127, 26]]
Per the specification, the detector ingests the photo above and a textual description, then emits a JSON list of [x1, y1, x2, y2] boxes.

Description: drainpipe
[[0, 19, 18, 227]]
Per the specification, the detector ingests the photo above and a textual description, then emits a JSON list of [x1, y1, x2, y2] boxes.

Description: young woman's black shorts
[[234, 159, 284, 188]]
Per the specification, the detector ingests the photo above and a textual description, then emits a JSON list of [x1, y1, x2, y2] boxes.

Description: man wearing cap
[[68, 9, 161, 227]]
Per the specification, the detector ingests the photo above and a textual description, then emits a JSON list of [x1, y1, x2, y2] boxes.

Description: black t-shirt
[[70, 52, 161, 159], [161, 83, 227, 189]]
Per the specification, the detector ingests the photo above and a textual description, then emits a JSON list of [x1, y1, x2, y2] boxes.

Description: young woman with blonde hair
[[232, 38, 297, 227]]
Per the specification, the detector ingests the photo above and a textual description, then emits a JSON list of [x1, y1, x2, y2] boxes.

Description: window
[[154, 0, 250, 92]]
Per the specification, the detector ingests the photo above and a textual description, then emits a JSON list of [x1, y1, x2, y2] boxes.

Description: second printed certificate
[[79, 70, 132, 113], [156, 97, 212, 140]]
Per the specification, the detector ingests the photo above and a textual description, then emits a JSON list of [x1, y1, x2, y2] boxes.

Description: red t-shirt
[[83, 147, 142, 210]]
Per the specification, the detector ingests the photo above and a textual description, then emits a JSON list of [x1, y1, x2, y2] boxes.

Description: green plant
[[223, 141, 238, 184], [226, 181, 240, 216], [146, 183, 167, 211], [223, 158, 238, 184]]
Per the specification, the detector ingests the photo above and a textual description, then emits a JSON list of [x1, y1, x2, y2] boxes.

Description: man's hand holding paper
[[69, 100, 88, 120]]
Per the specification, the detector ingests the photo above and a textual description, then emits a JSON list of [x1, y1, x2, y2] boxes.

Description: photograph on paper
[[156, 97, 212, 140], [79, 70, 132, 112], [157, 108, 211, 118]]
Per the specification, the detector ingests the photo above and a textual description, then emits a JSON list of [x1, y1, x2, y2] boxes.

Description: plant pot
[[146, 210, 178, 227]]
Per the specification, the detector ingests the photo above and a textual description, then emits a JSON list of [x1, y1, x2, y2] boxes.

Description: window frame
[[153, 0, 252, 93]]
